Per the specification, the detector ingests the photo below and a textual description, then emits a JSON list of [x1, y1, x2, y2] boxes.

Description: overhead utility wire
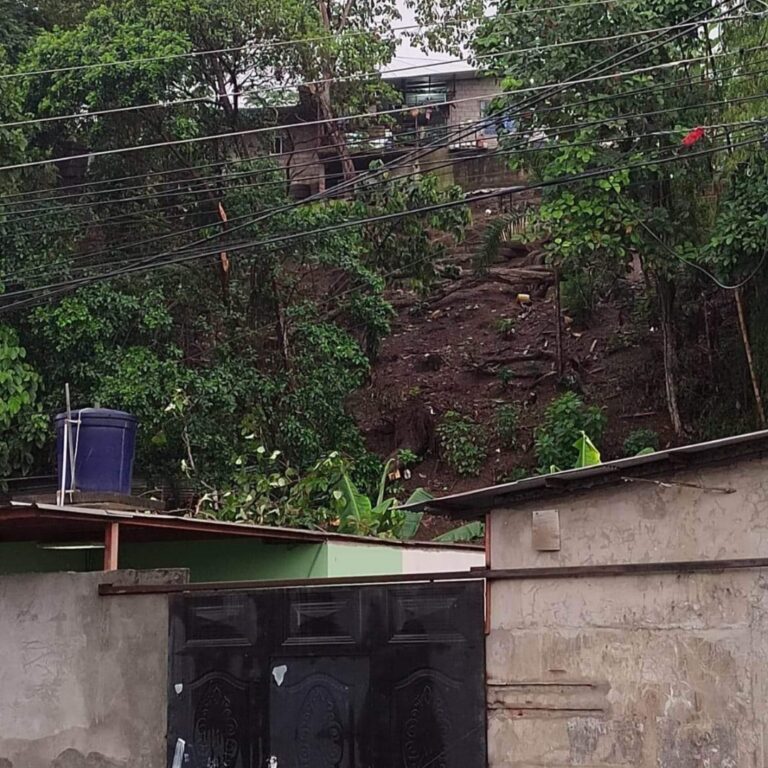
[[7, 6, 759, 197], [10, 48, 768, 210], [2, 133, 762, 313], [0, 15, 747, 132], [6, 117, 764, 295], [0, 38, 765, 181], [7, 117, 758, 284], [6, 0, 738, 303], [10, 82, 760, 273], [0, 14, 752, 175], [0, 0, 656, 82], [11, 48, 768, 213], [6, 95, 767, 225]]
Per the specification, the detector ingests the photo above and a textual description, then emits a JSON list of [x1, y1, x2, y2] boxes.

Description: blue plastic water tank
[[55, 408, 138, 495]]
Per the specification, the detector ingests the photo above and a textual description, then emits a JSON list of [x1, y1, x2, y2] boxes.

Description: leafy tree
[[473, 0, 724, 435], [0, 324, 47, 479], [0, 0, 472, 513]]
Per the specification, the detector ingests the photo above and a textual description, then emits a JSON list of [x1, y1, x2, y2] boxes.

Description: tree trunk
[[554, 265, 564, 378], [657, 276, 684, 436], [316, 81, 357, 183], [315, 0, 356, 184], [272, 276, 291, 369], [734, 287, 766, 427]]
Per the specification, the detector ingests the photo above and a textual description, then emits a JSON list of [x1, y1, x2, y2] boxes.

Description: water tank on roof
[[55, 408, 138, 495]]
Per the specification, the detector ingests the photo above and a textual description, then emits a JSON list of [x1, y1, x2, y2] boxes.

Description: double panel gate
[[167, 581, 486, 768]]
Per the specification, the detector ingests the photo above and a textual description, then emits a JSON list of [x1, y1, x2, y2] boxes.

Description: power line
[[2, 15, 748, 132], [3, 131, 762, 311], [0, 0, 664, 83], [6, 77, 768, 230], [6, 86, 766, 227], [11, 34, 763, 206], [5, 122, 740, 286], [0, 18, 752, 175], [3, 0, 739, 304], [7, 106, 757, 287]]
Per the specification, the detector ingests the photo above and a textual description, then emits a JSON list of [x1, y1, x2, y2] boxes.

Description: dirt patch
[[350, 271, 673, 501]]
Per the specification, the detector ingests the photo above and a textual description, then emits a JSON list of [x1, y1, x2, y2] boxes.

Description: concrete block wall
[[487, 455, 768, 767], [0, 569, 185, 768], [450, 76, 501, 127]]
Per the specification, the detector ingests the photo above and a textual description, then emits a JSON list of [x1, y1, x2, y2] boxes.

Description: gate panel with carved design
[[167, 582, 485, 768]]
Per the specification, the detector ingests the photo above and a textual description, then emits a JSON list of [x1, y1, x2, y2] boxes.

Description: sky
[[381, 0, 475, 77]]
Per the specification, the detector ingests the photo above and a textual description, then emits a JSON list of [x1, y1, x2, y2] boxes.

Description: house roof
[[404, 429, 768, 517], [0, 502, 481, 550]]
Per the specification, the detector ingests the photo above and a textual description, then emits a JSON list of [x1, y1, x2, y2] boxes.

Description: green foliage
[[495, 403, 519, 450], [398, 448, 419, 467], [202, 444, 431, 538], [437, 411, 488, 476], [0, 325, 47, 479], [0, 0, 493, 533], [476, 211, 528, 273], [560, 272, 605, 324], [573, 431, 601, 469], [356, 168, 469, 285], [705, 155, 768, 280], [498, 367, 514, 388], [501, 466, 529, 483], [472, 0, 723, 432], [200, 446, 346, 529], [623, 428, 660, 457], [494, 317, 516, 338], [433, 521, 485, 543], [534, 393, 606, 473]]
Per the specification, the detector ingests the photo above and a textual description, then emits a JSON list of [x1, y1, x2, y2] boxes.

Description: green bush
[[560, 272, 601, 324], [495, 317, 517, 338], [501, 466, 529, 483], [623, 428, 660, 456], [437, 411, 488, 476], [398, 448, 419, 468], [534, 392, 606, 472], [495, 404, 520, 449]]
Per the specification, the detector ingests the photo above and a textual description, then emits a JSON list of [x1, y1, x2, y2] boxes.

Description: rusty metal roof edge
[[3, 501, 483, 550], [404, 429, 768, 514]]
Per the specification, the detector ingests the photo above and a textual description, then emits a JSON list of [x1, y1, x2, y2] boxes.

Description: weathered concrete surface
[[490, 455, 768, 569], [0, 569, 186, 768], [488, 455, 768, 767]]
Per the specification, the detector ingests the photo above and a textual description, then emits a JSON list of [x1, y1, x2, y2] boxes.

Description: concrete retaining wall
[[487, 455, 768, 767], [0, 569, 185, 768]]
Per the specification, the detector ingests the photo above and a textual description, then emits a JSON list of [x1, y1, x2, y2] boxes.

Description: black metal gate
[[167, 581, 486, 768]]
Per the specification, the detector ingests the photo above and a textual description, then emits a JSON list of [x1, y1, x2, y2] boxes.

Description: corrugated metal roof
[[404, 429, 768, 516], [0, 501, 482, 550]]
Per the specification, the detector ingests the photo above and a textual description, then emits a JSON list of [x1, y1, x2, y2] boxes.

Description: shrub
[[501, 466, 529, 483], [560, 272, 600, 324], [398, 448, 419, 467], [534, 392, 606, 472], [623, 428, 659, 456], [495, 317, 517, 338], [498, 367, 514, 388], [437, 411, 488, 476], [495, 404, 520, 449]]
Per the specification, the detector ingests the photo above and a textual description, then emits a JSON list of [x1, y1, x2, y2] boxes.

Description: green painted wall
[[325, 541, 402, 577], [121, 538, 327, 582], [0, 542, 100, 574], [0, 538, 326, 581], [0, 537, 410, 581]]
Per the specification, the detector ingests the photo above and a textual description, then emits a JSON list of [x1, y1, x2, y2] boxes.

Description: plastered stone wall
[[0, 569, 186, 768], [488, 454, 768, 767]]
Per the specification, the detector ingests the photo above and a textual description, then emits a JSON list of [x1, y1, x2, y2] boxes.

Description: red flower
[[681, 126, 705, 147]]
